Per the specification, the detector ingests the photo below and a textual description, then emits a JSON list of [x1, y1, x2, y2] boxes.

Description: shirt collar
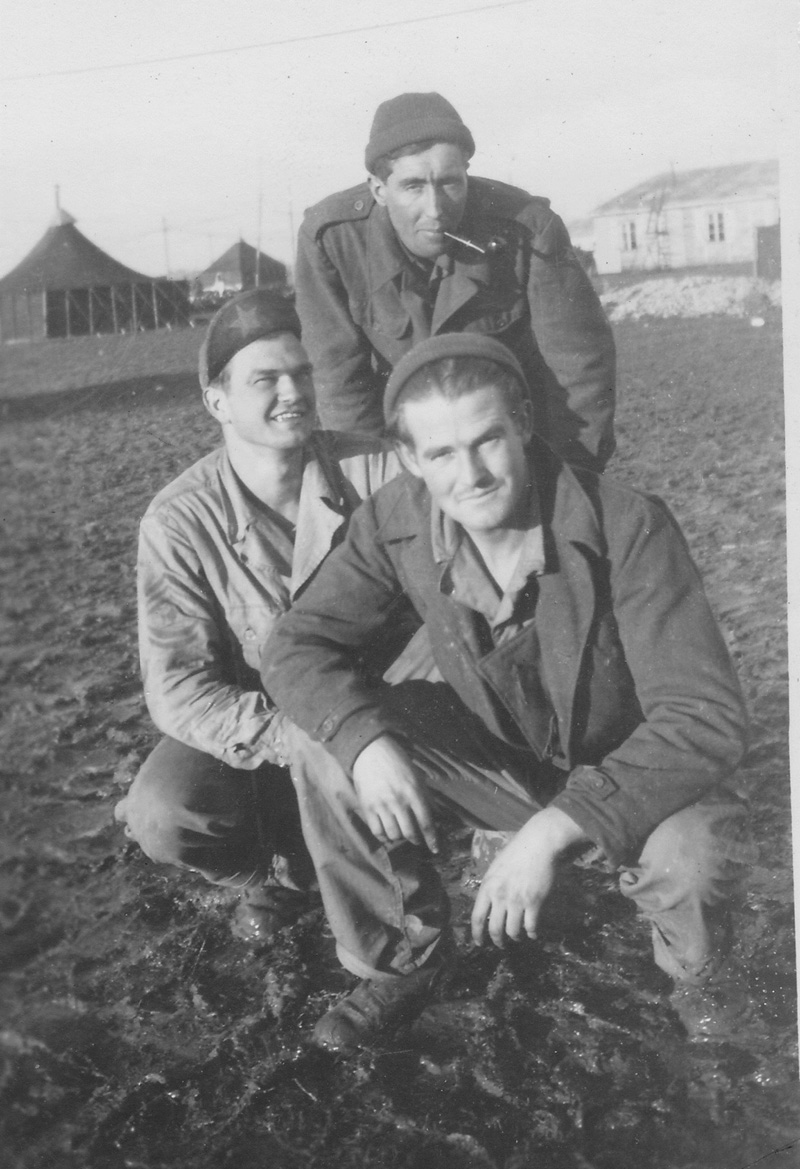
[[221, 433, 352, 546], [431, 472, 547, 622]]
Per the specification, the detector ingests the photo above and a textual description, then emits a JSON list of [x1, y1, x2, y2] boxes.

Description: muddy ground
[[0, 312, 797, 1168]]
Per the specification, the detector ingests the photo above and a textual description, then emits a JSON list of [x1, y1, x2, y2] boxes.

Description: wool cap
[[365, 92, 475, 174], [383, 333, 527, 425], [198, 289, 301, 389]]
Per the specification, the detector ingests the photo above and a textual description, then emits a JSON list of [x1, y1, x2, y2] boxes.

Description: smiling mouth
[[458, 487, 498, 503], [271, 406, 308, 422]]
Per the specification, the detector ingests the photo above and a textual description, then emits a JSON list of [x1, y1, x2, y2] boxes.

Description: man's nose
[[457, 449, 489, 487], [423, 183, 445, 219], [277, 372, 302, 397]]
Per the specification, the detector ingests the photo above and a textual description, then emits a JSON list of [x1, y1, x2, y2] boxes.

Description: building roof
[[593, 160, 779, 216], [198, 239, 286, 287], [0, 210, 153, 294]]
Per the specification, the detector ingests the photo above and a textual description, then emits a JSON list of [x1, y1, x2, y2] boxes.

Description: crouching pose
[[115, 290, 410, 940], [262, 332, 753, 1050]]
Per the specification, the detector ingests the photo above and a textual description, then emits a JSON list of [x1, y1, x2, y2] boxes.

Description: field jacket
[[262, 439, 747, 865], [138, 433, 398, 769], [295, 176, 616, 472]]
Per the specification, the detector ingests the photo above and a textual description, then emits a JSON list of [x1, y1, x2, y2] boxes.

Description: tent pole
[[152, 283, 160, 329], [131, 284, 138, 332], [111, 287, 119, 334], [88, 287, 94, 335]]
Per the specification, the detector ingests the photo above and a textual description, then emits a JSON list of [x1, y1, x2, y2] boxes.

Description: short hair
[[208, 363, 231, 394], [370, 139, 469, 182], [386, 356, 528, 446]]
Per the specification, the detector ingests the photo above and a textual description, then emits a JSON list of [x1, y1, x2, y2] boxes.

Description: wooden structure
[[0, 207, 191, 342]]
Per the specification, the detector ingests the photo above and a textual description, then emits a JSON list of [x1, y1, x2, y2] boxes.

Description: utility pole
[[287, 182, 296, 283], [162, 217, 171, 278], [255, 188, 263, 288]]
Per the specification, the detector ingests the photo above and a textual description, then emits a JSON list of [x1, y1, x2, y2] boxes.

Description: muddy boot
[[669, 959, 752, 1042], [231, 882, 313, 943], [313, 949, 452, 1052]]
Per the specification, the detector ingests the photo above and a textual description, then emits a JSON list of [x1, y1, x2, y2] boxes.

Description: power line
[[2, 0, 533, 82]]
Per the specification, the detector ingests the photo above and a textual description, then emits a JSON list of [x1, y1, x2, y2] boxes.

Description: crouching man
[[262, 332, 753, 1050], [115, 289, 405, 940]]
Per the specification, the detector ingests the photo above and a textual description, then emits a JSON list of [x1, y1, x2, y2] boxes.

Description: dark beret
[[365, 92, 475, 174], [198, 289, 301, 389], [383, 333, 528, 425]]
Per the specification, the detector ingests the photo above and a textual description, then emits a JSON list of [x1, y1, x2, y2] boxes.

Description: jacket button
[[592, 775, 605, 789], [244, 628, 255, 640], [354, 199, 364, 211]]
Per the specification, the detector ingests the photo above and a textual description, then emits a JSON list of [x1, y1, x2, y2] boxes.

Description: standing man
[[114, 290, 405, 941], [295, 91, 615, 472], [262, 333, 751, 1051]]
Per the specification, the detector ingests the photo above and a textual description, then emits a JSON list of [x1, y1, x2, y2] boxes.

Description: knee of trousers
[[623, 797, 752, 910], [121, 737, 251, 868]]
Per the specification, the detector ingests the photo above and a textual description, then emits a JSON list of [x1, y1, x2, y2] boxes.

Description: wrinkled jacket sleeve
[[552, 497, 748, 864], [138, 512, 285, 770], [523, 206, 616, 473], [295, 221, 384, 437], [262, 497, 409, 771]]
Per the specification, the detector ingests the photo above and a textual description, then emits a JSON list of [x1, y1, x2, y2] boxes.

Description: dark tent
[[196, 239, 287, 296], [0, 208, 191, 342]]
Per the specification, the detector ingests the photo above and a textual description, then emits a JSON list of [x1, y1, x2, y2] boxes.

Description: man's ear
[[397, 439, 424, 478], [203, 383, 229, 425], [368, 174, 388, 207]]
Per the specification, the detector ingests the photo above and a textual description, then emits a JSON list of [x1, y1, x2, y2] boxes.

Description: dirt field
[[0, 310, 797, 1168]]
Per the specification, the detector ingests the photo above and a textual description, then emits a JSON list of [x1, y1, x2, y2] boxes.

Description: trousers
[[284, 681, 753, 986], [116, 629, 440, 890], [115, 736, 314, 890]]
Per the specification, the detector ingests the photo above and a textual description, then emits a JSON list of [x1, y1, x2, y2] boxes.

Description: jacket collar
[[220, 435, 355, 597]]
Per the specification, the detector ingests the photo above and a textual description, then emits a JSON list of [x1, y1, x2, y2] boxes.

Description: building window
[[708, 211, 725, 242], [622, 221, 637, 251]]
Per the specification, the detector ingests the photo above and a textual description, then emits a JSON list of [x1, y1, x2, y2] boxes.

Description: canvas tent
[[0, 208, 191, 342], [196, 239, 287, 297]]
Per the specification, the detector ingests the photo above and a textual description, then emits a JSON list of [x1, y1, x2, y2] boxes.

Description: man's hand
[[352, 735, 438, 853], [471, 807, 588, 948]]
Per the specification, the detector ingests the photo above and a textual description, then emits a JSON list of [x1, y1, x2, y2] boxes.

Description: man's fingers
[[504, 907, 524, 942], [366, 810, 401, 844], [414, 801, 439, 854], [523, 906, 539, 939], [470, 887, 490, 946], [487, 903, 508, 949]]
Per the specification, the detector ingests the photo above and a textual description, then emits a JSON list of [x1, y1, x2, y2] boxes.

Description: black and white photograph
[[0, 2, 797, 1166]]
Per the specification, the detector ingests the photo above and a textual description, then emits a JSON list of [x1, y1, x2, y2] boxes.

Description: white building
[[591, 160, 779, 275]]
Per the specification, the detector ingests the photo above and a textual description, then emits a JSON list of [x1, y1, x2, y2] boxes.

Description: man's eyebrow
[[249, 362, 313, 377]]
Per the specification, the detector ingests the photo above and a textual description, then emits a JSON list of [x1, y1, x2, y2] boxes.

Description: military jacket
[[262, 439, 747, 866], [295, 177, 616, 472]]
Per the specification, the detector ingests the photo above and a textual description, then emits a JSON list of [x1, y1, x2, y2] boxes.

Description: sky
[[0, 0, 792, 278]]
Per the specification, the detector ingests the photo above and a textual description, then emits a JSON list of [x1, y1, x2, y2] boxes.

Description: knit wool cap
[[198, 289, 301, 389], [365, 92, 475, 174], [383, 333, 527, 425]]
